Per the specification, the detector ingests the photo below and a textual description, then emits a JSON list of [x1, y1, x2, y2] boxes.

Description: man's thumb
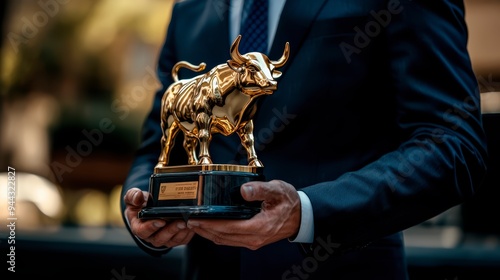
[[241, 184, 254, 199]]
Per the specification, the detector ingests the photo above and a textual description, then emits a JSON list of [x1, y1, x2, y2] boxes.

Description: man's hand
[[186, 180, 301, 250], [123, 188, 195, 248]]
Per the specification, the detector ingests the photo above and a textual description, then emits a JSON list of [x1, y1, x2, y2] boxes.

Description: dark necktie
[[239, 0, 268, 54]]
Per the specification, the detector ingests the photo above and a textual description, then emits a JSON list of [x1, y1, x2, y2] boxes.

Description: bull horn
[[230, 35, 246, 64], [272, 42, 290, 68]]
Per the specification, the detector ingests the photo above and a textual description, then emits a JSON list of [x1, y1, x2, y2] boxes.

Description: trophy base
[[138, 205, 260, 220], [139, 164, 264, 220]]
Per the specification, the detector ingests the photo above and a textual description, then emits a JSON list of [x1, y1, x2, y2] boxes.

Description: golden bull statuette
[[156, 35, 290, 171], [140, 35, 290, 220]]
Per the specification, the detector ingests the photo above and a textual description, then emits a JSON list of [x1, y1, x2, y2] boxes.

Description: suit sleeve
[[120, 4, 181, 257], [301, 0, 488, 246]]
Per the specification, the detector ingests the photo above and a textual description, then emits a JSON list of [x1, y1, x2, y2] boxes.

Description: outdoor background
[[0, 0, 499, 279]]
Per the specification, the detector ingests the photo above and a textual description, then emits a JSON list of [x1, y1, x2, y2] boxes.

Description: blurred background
[[0, 0, 499, 279]]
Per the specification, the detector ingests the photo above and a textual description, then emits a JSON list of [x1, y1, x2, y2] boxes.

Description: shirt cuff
[[289, 190, 314, 243]]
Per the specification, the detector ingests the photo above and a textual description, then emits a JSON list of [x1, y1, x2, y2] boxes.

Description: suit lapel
[[269, 0, 328, 72], [200, 0, 232, 61]]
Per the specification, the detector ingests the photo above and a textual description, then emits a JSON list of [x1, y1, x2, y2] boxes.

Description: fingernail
[[153, 221, 165, 228], [177, 222, 186, 229], [187, 221, 199, 229], [242, 185, 253, 198], [132, 190, 139, 201]]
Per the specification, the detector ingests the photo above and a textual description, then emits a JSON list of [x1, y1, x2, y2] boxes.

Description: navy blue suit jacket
[[121, 0, 488, 279]]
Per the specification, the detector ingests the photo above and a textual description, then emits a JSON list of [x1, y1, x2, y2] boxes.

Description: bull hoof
[[155, 162, 167, 169], [248, 159, 264, 167], [198, 157, 213, 165]]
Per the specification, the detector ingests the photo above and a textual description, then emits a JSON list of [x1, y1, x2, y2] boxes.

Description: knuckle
[[212, 235, 224, 245], [133, 230, 148, 240], [150, 239, 165, 248], [247, 240, 263, 251]]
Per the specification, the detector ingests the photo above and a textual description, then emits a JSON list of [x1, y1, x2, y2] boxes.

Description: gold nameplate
[[158, 181, 199, 200]]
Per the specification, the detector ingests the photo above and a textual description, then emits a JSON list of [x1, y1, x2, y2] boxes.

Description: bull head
[[227, 35, 290, 96]]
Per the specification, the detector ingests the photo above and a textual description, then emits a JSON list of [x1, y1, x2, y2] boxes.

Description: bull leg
[[183, 135, 198, 165], [196, 112, 213, 164], [157, 120, 180, 168], [237, 120, 263, 167]]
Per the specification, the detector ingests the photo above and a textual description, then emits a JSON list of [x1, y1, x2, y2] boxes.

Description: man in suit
[[121, 0, 488, 279]]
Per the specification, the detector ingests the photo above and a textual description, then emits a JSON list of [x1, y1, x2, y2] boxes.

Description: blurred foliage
[[0, 0, 175, 228], [0, 0, 174, 188], [1, 0, 172, 102], [1, 1, 173, 139]]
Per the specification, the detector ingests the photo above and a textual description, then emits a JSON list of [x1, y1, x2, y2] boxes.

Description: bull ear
[[272, 70, 282, 79], [227, 60, 243, 73]]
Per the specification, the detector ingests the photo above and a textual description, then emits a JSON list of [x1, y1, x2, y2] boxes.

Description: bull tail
[[171, 61, 207, 82]]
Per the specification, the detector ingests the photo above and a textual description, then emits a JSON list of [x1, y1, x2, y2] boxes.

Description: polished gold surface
[[155, 164, 263, 174], [155, 35, 289, 171]]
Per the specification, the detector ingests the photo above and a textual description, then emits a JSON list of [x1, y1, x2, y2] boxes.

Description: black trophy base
[[138, 205, 260, 220], [139, 164, 264, 221]]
